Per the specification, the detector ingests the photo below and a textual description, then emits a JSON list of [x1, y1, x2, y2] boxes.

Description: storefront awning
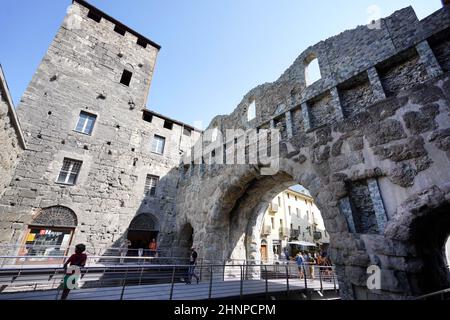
[[287, 241, 317, 247]]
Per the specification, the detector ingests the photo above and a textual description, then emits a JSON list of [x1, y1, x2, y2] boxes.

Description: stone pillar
[[285, 111, 293, 139], [301, 102, 312, 132], [367, 67, 386, 102], [330, 87, 344, 121], [367, 178, 388, 232], [339, 197, 356, 233], [416, 40, 443, 78]]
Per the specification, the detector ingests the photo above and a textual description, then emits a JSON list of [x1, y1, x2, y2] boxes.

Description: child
[[61, 244, 87, 300]]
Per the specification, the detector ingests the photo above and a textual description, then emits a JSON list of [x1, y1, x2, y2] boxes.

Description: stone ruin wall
[[176, 6, 450, 299]]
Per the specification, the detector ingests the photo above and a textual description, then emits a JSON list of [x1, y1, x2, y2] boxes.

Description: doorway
[[127, 213, 159, 256]]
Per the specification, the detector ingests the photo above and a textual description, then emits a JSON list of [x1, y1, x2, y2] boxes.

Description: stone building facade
[[0, 0, 201, 255], [0, 65, 26, 204], [0, 0, 449, 301], [175, 5, 450, 300], [260, 187, 330, 262]]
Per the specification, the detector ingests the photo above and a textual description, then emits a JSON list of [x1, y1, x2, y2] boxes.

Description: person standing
[[149, 238, 158, 257], [186, 247, 199, 285], [295, 252, 304, 279], [61, 244, 87, 300]]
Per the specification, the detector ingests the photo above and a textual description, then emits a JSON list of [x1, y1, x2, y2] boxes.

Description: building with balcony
[[259, 186, 330, 262]]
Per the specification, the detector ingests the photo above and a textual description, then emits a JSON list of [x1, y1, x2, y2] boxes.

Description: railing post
[[332, 267, 337, 292], [264, 265, 268, 300], [240, 265, 243, 299], [303, 265, 308, 289], [286, 264, 290, 299], [138, 267, 144, 286], [169, 266, 176, 300], [119, 267, 129, 300], [319, 266, 323, 293], [199, 259, 203, 282], [223, 260, 226, 282], [208, 266, 213, 299]]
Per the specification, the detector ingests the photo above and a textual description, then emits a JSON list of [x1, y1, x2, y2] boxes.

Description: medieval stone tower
[[0, 0, 200, 254]]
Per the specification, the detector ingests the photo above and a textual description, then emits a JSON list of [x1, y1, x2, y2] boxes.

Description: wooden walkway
[[0, 278, 338, 300]]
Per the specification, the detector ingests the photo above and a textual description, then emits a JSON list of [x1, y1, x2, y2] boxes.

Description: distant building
[[260, 187, 330, 262]]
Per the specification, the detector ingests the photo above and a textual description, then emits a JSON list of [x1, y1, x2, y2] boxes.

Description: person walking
[[61, 244, 87, 300], [186, 247, 199, 285]]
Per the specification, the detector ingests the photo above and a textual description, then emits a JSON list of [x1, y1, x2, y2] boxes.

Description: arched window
[[23, 206, 78, 258], [32, 206, 78, 228], [305, 54, 322, 87], [247, 101, 256, 122]]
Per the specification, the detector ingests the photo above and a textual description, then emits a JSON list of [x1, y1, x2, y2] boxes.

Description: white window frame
[[151, 135, 166, 155], [144, 175, 159, 197], [75, 111, 97, 135], [56, 159, 82, 185]]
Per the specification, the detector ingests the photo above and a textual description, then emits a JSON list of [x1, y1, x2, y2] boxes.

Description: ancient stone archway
[[175, 8, 450, 300]]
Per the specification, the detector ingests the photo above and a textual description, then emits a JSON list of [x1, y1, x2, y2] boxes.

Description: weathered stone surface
[[374, 136, 427, 162], [365, 119, 407, 147], [1, 2, 450, 302], [403, 103, 440, 135]]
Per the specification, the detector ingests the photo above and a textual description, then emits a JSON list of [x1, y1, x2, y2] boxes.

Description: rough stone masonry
[[0, 1, 450, 300]]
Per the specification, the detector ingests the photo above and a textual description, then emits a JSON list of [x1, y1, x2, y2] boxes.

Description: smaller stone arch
[[31, 206, 78, 228], [129, 213, 159, 231], [127, 213, 160, 253]]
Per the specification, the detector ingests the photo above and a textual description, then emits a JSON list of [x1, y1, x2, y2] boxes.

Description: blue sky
[[0, 1, 442, 129]]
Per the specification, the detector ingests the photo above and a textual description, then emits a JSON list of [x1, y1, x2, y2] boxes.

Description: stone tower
[[0, 0, 200, 255]]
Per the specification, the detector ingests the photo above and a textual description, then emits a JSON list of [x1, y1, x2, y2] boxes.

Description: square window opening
[[183, 127, 192, 137], [120, 70, 133, 86], [164, 120, 173, 130], [151, 135, 166, 155], [144, 175, 159, 197], [75, 111, 97, 135], [137, 38, 148, 48], [114, 25, 126, 36], [87, 10, 102, 23], [57, 159, 82, 186], [143, 112, 153, 123]]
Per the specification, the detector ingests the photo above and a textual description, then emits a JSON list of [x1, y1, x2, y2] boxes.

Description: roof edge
[[0, 65, 27, 150], [72, 0, 161, 50], [143, 109, 203, 133]]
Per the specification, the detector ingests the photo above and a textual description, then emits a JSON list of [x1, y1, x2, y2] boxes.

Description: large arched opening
[[219, 168, 336, 265]]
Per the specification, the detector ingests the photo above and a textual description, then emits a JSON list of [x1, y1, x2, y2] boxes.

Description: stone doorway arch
[[127, 213, 159, 254]]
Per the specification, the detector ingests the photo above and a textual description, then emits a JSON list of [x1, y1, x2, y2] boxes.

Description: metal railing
[[0, 258, 339, 300], [0, 244, 171, 257], [414, 288, 450, 300]]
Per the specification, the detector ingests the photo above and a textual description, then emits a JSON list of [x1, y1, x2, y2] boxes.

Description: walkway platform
[[0, 278, 338, 300]]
